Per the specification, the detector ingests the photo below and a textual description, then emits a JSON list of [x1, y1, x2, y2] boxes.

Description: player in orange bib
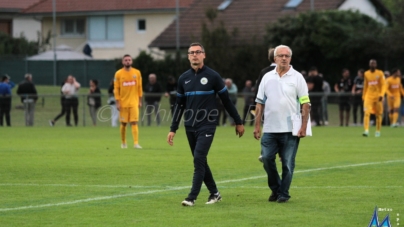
[[386, 68, 404, 127], [362, 59, 386, 137], [114, 54, 143, 148]]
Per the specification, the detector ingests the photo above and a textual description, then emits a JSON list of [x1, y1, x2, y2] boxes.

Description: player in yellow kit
[[386, 68, 404, 127], [114, 54, 143, 148], [362, 59, 386, 137]]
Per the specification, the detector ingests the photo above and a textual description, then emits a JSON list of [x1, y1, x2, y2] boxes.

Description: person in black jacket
[[144, 73, 162, 126], [306, 67, 324, 126], [251, 48, 276, 115], [164, 75, 177, 116], [0, 75, 12, 126], [88, 79, 101, 126], [17, 73, 38, 126], [167, 42, 245, 207]]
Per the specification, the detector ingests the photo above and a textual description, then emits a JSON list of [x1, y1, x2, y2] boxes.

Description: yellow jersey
[[114, 67, 143, 108], [363, 69, 386, 100], [386, 76, 404, 97]]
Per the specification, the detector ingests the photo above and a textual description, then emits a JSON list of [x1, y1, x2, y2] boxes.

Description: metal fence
[[0, 92, 396, 127]]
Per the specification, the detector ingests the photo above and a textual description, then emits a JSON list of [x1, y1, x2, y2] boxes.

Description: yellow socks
[[363, 112, 370, 131], [120, 124, 126, 144], [376, 114, 382, 131], [131, 124, 139, 145]]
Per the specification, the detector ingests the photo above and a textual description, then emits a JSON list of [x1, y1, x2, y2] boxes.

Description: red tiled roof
[[0, 0, 41, 11], [22, 0, 195, 14], [149, 0, 390, 49]]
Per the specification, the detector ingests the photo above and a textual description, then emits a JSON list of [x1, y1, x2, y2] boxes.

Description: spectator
[[306, 67, 323, 126], [225, 78, 238, 126], [164, 76, 177, 116], [242, 80, 254, 125], [17, 73, 38, 126], [87, 79, 101, 126], [108, 78, 119, 127], [62, 75, 81, 126], [334, 68, 353, 126], [352, 69, 364, 126], [320, 74, 330, 126], [144, 73, 162, 126], [0, 75, 12, 126], [49, 78, 68, 126]]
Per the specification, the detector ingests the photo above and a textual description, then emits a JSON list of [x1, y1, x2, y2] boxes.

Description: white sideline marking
[[0, 184, 159, 188], [0, 159, 403, 212], [230, 186, 403, 189]]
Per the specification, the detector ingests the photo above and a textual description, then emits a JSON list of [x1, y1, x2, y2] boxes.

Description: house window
[[137, 19, 146, 32], [284, 0, 303, 8], [88, 15, 123, 41], [61, 19, 85, 36]]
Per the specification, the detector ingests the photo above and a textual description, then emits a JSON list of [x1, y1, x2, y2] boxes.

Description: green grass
[[0, 126, 403, 226]]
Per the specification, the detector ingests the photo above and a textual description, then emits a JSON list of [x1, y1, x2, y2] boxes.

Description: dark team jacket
[[170, 65, 242, 132], [16, 80, 38, 103]]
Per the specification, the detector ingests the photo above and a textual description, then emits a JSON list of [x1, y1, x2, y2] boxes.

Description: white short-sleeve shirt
[[255, 66, 309, 133]]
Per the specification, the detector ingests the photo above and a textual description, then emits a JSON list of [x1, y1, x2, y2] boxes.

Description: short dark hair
[[358, 69, 364, 74], [391, 68, 400, 75], [2, 74, 9, 82], [189, 42, 205, 52], [122, 54, 131, 59], [90, 79, 99, 86], [309, 67, 318, 72], [342, 68, 349, 73]]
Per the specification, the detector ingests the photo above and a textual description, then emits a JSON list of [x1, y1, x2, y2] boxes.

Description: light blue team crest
[[133, 75, 137, 79], [368, 207, 391, 227]]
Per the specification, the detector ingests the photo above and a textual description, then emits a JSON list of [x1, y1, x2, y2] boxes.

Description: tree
[[264, 10, 387, 83], [201, 8, 267, 85]]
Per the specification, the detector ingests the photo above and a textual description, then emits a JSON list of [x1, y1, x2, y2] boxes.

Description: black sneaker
[[277, 197, 289, 203], [268, 192, 278, 202], [181, 198, 195, 206], [206, 192, 222, 204]]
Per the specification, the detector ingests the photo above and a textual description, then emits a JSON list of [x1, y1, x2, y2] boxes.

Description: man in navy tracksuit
[[167, 42, 245, 206]]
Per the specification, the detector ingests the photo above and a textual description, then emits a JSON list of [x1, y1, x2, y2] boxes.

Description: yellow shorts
[[363, 98, 383, 115], [387, 96, 401, 110], [119, 107, 139, 123]]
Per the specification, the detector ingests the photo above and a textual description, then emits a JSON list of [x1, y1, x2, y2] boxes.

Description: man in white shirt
[[253, 45, 311, 203]]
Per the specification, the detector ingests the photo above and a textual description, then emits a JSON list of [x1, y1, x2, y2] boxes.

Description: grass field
[[0, 125, 403, 226]]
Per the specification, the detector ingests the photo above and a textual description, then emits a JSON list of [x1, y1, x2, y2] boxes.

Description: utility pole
[[52, 0, 57, 85]]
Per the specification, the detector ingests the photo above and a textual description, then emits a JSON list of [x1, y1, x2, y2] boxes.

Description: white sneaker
[[181, 198, 195, 206], [258, 155, 263, 163], [134, 144, 142, 149], [121, 144, 127, 149], [206, 192, 222, 204]]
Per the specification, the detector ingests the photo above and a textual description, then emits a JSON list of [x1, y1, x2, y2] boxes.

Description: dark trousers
[[65, 98, 79, 126], [352, 96, 363, 124], [242, 104, 254, 126], [0, 98, 11, 126], [185, 128, 218, 200], [311, 97, 322, 126], [53, 99, 66, 122], [261, 132, 300, 199]]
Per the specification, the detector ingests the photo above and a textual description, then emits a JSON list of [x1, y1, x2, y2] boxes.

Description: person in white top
[[253, 45, 311, 203], [62, 75, 81, 126]]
